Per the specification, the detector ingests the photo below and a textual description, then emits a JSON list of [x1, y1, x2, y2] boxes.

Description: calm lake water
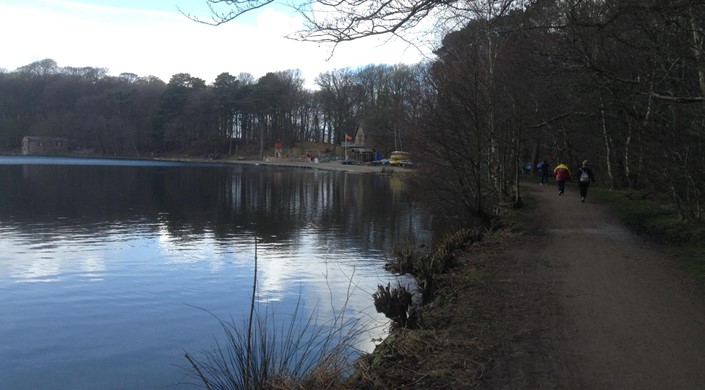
[[0, 156, 438, 389]]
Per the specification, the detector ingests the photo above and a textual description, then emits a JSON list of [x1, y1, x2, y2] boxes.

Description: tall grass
[[184, 298, 365, 389], [184, 241, 373, 389]]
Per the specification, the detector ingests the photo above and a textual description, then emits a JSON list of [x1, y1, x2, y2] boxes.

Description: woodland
[[2, 0, 705, 225]]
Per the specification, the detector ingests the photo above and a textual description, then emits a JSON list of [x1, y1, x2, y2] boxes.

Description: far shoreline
[[177, 156, 415, 175], [1, 152, 415, 175]]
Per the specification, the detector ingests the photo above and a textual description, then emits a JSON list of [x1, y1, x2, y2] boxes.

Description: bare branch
[[179, 0, 275, 26], [294, 0, 442, 43], [530, 112, 595, 128], [648, 92, 705, 104]]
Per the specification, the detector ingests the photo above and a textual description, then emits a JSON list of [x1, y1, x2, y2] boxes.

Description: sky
[[0, 0, 436, 89]]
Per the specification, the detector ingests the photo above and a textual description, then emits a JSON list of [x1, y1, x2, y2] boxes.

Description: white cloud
[[0, 0, 435, 88]]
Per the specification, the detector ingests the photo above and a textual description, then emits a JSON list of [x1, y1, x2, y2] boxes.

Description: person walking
[[540, 160, 550, 185], [576, 160, 596, 202], [554, 162, 571, 196]]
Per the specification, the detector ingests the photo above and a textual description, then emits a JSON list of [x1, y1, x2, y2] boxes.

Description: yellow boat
[[389, 151, 411, 166]]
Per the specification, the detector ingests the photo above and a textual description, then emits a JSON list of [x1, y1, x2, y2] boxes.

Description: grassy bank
[[591, 186, 705, 279], [344, 226, 512, 388]]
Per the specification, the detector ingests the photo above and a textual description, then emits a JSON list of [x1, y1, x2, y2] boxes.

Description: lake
[[0, 156, 438, 389]]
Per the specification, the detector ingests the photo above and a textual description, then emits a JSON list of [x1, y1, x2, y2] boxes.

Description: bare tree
[[184, 0, 446, 40], [315, 68, 361, 144]]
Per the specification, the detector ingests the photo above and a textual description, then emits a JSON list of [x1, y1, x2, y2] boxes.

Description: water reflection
[[2, 162, 429, 281], [0, 156, 438, 389]]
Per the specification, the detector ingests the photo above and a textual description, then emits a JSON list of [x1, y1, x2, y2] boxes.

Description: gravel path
[[488, 182, 705, 389]]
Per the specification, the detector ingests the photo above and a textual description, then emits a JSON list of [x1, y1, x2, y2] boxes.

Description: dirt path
[[487, 182, 705, 389]]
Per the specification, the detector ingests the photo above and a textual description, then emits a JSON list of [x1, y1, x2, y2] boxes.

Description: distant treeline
[[2, 0, 705, 224], [0, 59, 425, 159]]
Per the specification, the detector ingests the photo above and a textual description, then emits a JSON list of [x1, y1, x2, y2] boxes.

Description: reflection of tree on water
[[0, 159, 447, 294], [0, 161, 439, 252]]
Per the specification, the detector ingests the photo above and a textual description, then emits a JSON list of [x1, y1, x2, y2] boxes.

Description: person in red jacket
[[553, 162, 571, 196]]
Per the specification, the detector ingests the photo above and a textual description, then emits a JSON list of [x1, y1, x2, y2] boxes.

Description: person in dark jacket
[[553, 162, 571, 196], [539, 160, 550, 185], [576, 160, 595, 202]]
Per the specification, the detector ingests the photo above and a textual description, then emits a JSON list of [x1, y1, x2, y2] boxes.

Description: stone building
[[22, 136, 69, 155]]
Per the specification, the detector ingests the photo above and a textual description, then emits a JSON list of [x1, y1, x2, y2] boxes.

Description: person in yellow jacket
[[553, 162, 571, 196]]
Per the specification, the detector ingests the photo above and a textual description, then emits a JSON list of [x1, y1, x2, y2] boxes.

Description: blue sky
[[0, 0, 433, 88]]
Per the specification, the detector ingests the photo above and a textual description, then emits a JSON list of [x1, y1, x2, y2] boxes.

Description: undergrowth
[[592, 187, 705, 278]]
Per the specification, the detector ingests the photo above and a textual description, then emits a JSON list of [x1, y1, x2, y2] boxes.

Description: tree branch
[[179, 0, 275, 26], [648, 92, 705, 103]]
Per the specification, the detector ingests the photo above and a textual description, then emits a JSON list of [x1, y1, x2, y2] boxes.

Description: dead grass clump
[[372, 282, 415, 328], [386, 244, 417, 274], [264, 363, 349, 390], [347, 329, 439, 387]]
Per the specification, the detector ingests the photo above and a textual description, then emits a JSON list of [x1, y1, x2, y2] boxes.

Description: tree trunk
[[600, 100, 615, 190], [689, 6, 705, 108]]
